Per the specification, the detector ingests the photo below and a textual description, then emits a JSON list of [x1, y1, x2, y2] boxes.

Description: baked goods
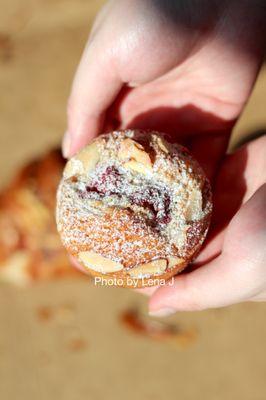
[[0, 149, 83, 285], [56, 130, 212, 287], [120, 308, 197, 347]]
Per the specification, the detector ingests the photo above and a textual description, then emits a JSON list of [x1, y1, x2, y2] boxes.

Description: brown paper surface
[[0, 1, 265, 399]]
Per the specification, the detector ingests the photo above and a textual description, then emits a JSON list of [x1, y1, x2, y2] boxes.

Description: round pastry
[[56, 130, 212, 288]]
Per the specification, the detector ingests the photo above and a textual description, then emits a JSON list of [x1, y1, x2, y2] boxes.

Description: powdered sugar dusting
[[56, 130, 212, 273]]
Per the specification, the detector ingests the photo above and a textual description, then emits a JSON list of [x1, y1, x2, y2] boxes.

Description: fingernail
[[62, 130, 72, 158], [149, 307, 176, 317]]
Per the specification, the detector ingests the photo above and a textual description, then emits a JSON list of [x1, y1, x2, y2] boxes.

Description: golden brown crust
[[63, 207, 180, 267], [57, 130, 212, 287], [81, 259, 187, 288]]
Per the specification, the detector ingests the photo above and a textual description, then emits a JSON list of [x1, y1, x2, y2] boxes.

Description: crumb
[[36, 303, 75, 323], [0, 33, 13, 62], [120, 308, 197, 348], [68, 338, 87, 352], [37, 306, 53, 322]]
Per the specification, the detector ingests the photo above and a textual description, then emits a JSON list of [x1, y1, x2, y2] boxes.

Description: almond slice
[[88, 200, 104, 208], [118, 138, 152, 172], [157, 137, 169, 153], [76, 142, 100, 174], [118, 138, 137, 160], [64, 142, 100, 178], [129, 259, 167, 278], [167, 256, 184, 269], [64, 158, 84, 179], [186, 189, 202, 220], [78, 251, 123, 273], [123, 160, 153, 175]]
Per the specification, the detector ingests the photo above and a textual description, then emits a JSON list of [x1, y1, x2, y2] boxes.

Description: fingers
[[149, 184, 266, 316], [134, 286, 159, 296], [118, 71, 233, 181], [149, 256, 232, 316], [63, 43, 123, 158], [223, 183, 266, 262], [211, 135, 266, 238]]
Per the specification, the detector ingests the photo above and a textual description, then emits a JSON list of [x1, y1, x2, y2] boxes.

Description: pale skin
[[63, 0, 266, 315]]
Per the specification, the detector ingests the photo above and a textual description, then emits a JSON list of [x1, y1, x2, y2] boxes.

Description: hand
[[62, 0, 266, 311], [63, 0, 264, 177], [148, 136, 266, 316]]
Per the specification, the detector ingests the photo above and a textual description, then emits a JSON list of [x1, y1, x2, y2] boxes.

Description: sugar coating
[[56, 130, 212, 275]]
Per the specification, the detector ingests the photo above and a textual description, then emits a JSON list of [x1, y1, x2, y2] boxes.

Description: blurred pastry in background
[[0, 149, 83, 286]]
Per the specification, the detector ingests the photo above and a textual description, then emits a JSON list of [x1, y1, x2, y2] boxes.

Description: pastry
[[0, 149, 82, 285], [56, 130, 212, 287]]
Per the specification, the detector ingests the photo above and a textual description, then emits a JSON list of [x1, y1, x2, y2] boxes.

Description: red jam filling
[[84, 166, 171, 225]]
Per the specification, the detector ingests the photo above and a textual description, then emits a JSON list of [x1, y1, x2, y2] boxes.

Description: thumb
[[63, 42, 123, 158], [149, 184, 266, 316]]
